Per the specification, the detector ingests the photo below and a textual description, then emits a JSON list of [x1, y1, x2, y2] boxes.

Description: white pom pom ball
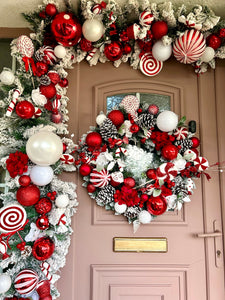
[[156, 111, 178, 132], [82, 19, 105, 42], [200, 47, 215, 63], [114, 202, 127, 214], [138, 210, 152, 224], [152, 40, 172, 62], [55, 194, 70, 208], [0, 274, 12, 293], [173, 158, 186, 171], [96, 113, 107, 125], [30, 165, 54, 186], [54, 45, 67, 58], [0, 69, 15, 85]]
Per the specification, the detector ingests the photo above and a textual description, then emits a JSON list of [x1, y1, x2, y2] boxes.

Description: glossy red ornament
[[79, 164, 92, 176], [107, 110, 124, 128], [104, 41, 123, 61], [45, 3, 57, 17], [86, 132, 102, 149], [151, 21, 168, 40], [146, 169, 157, 180], [51, 111, 63, 123], [191, 137, 200, 148], [35, 198, 52, 215], [123, 43, 132, 54], [16, 101, 35, 119], [124, 177, 136, 188], [51, 12, 82, 47], [79, 38, 93, 52], [206, 34, 222, 50], [36, 62, 48, 77], [59, 78, 68, 87], [36, 215, 49, 230], [17, 185, 40, 206], [87, 183, 96, 193], [219, 28, 225, 38], [161, 144, 178, 160], [63, 143, 67, 152], [19, 175, 31, 187], [40, 83, 56, 99], [130, 123, 140, 133], [147, 196, 167, 215], [48, 71, 61, 84], [140, 194, 149, 202], [148, 104, 159, 115], [32, 237, 55, 261]]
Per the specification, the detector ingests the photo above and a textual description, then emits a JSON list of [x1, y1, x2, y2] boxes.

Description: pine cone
[[172, 180, 188, 197], [96, 185, 116, 206], [137, 113, 156, 129], [35, 50, 44, 62], [124, 206, 141, 219], [39, 75, 51, 86], [100, 118, 118, 141], [174, 139, 193, 153]]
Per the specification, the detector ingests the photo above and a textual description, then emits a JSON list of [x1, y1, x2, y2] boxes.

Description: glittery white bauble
[[200, 47, 215, 63], [138, 210, 152, 224], [152, 40, 172, 62], [156, 111, 178, 132], [0, 274, 12, 293], [54, 45, 67, 58], [96, 113, 107, 125], [114, 202, 127, 214], [0, 69, 15, 85], [82, 19, 105, 42], [30, 165, 54, 186], [55, 194, 70, 208]]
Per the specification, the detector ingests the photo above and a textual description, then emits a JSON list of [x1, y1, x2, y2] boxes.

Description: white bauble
[[0, 69, 15, 85], [0, 274, 12, 293], [55, 194, 70, 208], [173, 158, 186, 171], [96, 113, 107, 125], [54, 45, 67, 58], [26, 131, 63, 166], [156, 111, 178, 132], [114, 202, 127, 214], [138, 210, 152, 224], [30, 165, 54, 186], [152, 41, 172, 62], [82, 19, 105, 42], [200, 47, 215, 63]]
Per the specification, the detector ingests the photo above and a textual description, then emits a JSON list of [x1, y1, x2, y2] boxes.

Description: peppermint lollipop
[[0, 204, 27, 233], [16, 35, 34, 58], [120, 95, 140, 117], [139, 53, 163, 76]]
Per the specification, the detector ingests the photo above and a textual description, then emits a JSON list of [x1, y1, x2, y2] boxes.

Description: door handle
[[197, 231, 222, 238]]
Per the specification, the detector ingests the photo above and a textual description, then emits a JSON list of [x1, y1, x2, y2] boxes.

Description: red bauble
[[19, 175, 31, 187], [17, 185, 40, 206], [146, 169, 157, 180], [51, 112, 63, 123], [123, 43, 132, 54], [45, 4, 57, 16], [140, 194, 149, 202], [161, 145, 178, 160], [87, 183, 96, 193], [191, 137, 200, 148], [148, 104, 159, 115], [219, 28, 225, 38], [16, 101, 35, 119], [147, 196, 167, 215], [79, 38, 93, 52], [124, 177, 136, 188], [35, 198, 52, 215], [86, 132, 102, 149], [32, 237, 55, 261], [36, 62, 48, 77], [51, 12, 82, 47], [130, 123, 140, 133], [104, 41, 123, 61], [79, 164, 92, 176], [59, 78, 68, 87], [151, 21, 168, 40], [191, 147, 199, 156], [206, 34, 222, 50], [63, 143, 67, 152], [48, 71, 61, 84], [36, 215, 49, 230], [107, 110, 124, 128], [40, 83, 56, 99], [36, 280, 51, 298]]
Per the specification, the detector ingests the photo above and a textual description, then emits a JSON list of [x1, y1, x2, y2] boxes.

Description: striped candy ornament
[[35, 46, 57, 65], [139, 11, 154, 27], [86, 48, 97, 61], [92, 4, 102, 14], [0, 240, 8, 259], [194, 157, 209, 171], [60, 154, 75, 164], [0, 204, 27, 233], [52, 98, 61, 110], [14, 269, 39, 295], [156, 162, 178, 182], [40, 262, 52, 282], [173, 29, 206, 64], [173, 127, 188, 140], [139, 53, 163, 77], [90, 169, 110, 188], [6, 89, 21, 117]]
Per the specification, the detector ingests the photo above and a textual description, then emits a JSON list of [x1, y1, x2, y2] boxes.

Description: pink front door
[[58, 59, 224, 300]]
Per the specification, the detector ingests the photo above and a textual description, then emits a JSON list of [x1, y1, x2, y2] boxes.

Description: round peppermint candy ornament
[[90, 169, 111, 188], [14, 269, 39, 295], [0, 204, 27, 233], [174, 127, 188, 140], [139, 53, 163, 77], [156, 163, 178, 182], [194, 157, 209, 171]]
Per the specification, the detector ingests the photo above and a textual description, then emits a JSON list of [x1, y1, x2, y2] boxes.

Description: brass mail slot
[[113, 237, 167, 253]]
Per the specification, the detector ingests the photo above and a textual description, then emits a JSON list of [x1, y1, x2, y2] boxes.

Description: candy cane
[[115, 147, 127, 157], [40, 262, 52, 282], [58, 214, 66, 225], [86, 48, 97, 61], [6, 89, 21, 116]]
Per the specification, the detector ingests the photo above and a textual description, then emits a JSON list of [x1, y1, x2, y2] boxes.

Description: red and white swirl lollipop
[[173, 127, 188, 140], [120, 95, 140, 117], [139, 53, 163, 77], [16, 35, 34, 58], [156, 162, 178, 182], [90, 169, 111, 188], [0, 204, 27, 233]]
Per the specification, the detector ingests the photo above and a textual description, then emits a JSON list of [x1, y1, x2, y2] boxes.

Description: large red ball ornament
[[79, 164, 92, 176], [40, 83, 56, 99], [124, 177, 136, 188], [87, 183, 96, 193], [32, 237, 55, 261], [86, 132, 102, 149], [104, 41, 123, 61], [51, 12, 82, 47], [19, 175, 31, 187], [35, 198, 52, 215], [45, 4, 57, 16], [36, 215, 49, 230], [36, 62, 48, 77], [130, 123, 140, 133], [147, 196, 167, 215], [123, 43, 132, 54], [191, 137, 200, 148], [107, 110, 124, 128], [206, 34, 222, 50], [79, 38, 93, 52], [16, 185, 40, 206], [16, 101, 35, 119], [161, 144, 178, 160], [151, 21, 168, 40]]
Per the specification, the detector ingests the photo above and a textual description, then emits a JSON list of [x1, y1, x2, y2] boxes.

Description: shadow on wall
[[0, 39, 12, 70]]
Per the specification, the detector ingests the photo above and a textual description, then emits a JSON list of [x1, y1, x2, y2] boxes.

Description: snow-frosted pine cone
[[100, 118, 118, 141], [172, 182, 188, 196], [174, 139, 193, 153], [124, 206, 141, 219], [137, 113, 156, 129], [39, 75, 51, 86], [96, 185, 116, 206]]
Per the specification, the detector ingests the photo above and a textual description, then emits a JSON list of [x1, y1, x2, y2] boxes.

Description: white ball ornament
[[200, 47, 215, 63], [156, 111, 178, 132], [26, 131, 63, 166], [54, 45, 67, 59], [0, 273, 12, 294], [55, 194, 70, 208], [30, 165, 54, 186], [114, 202, 127, 214], [152, 40, 172, 62], [138, 210, 152, 224], [0, 69, 15, 85], [82, 19, 105, 42], [96, 113, 107, 125]]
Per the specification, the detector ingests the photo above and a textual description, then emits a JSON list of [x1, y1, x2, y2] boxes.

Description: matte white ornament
[[54, 45, 67, 58], [114, 202, 127, 214], [0, 69, 15, 85], [30, 165, 54, 186], [55, 194, 70, 208], [138, 210, 152, 224], [156, 111, 178, 132], [200, 47, 215, 63], [152, 40, 172, 62], [96, 113, 107, 125], [26, 131, 63, 166], [82, 19, 105, 42], [0, 274, 12, 294]]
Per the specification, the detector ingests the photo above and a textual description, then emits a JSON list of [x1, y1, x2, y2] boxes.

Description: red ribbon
[[100, 1, 107, 8], [22, 56, 36, 75]]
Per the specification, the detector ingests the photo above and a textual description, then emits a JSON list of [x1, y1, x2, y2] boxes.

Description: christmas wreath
[[76, 96, 210, 228]]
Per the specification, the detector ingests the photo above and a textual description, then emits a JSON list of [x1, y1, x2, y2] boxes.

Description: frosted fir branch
[[215, 46, 225, 59]]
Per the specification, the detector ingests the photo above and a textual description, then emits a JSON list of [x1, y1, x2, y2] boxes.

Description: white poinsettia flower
[[32, 87, 47, 106], [166, 195, 177, 210], [25, 222, 44, 242], [173, 158, 187, 171], [96, 150, 113, 169]]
